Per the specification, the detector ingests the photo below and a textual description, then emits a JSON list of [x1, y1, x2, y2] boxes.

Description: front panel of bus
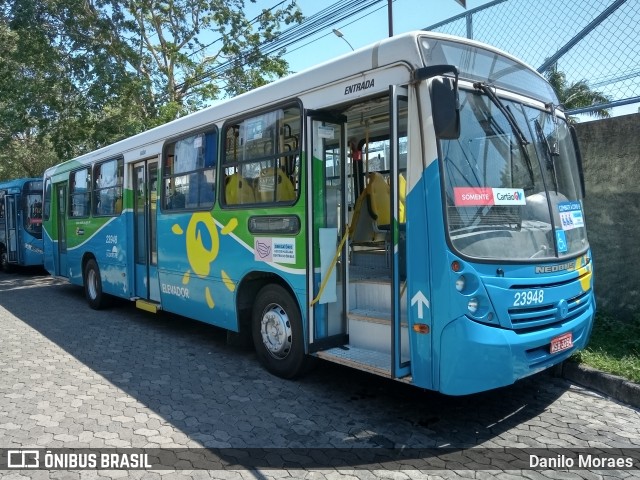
[[409, 37, 595, 395], [20, 180, 44, 266], [0, 179, 43, 268]]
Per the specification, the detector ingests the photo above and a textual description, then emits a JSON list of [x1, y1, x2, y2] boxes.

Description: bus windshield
[[23, 181, 43, 239], [441, 88, 588, 261]]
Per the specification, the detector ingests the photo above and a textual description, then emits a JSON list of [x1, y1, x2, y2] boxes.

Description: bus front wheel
[[0, 248, 11, 273], [84, 259, 109, 310], [252, 284, 306, 379]]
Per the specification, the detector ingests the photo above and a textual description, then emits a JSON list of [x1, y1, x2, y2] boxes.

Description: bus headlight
[[455, 276, 465, 292], [468, 298, 479, 314]]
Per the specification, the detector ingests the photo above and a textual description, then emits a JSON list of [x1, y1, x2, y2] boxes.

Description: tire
[[84, 259, 109, 310], [0, 248, 12, 273], [252, 284, 307, 379]]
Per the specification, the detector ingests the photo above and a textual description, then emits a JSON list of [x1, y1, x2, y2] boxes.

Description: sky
[[258, 0, 638, 120], [279, 0, 483, 73]]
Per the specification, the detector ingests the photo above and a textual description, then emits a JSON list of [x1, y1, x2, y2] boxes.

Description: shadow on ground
[[0, 271, 568, 458]]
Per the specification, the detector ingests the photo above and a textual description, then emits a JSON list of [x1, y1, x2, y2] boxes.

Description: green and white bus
[[43, 31, 594, 395]]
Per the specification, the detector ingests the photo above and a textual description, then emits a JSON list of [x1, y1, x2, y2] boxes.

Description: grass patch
[[572, 312, 640, 383]]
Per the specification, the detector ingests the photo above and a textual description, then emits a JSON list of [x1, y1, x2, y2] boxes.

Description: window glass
[[222, 105, 301, 206], [23, 181, 43, 238], [94, 158, 124, 216], [441, 90, 588, 261], [70, 168, 91, 217], [43, 178, 51, 221], [163, 130, 217, 210]]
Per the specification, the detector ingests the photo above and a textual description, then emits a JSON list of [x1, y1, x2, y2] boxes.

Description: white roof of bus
[[45, 30, 532, 175]]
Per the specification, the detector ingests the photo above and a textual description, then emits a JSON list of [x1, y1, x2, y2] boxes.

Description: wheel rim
[[87, 268, 98, 300], [260, 302, 292, 360]]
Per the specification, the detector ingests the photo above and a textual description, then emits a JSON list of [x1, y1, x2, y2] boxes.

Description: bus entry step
[[135, 299, 161, 313]]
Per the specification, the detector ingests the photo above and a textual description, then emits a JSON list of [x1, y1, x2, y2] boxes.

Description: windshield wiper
[[534, 118, 559, 193], [473, 82, 535, 186]]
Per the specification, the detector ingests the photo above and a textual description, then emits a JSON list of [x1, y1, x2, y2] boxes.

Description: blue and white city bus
[[0, 178, 44, 271], [43, 31, 594, 394]]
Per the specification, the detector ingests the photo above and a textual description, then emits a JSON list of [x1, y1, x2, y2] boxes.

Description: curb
[[558, 361, 640, 409]]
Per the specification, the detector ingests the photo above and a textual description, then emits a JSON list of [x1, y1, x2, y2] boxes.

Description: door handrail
[[309, 226, 350, 306]]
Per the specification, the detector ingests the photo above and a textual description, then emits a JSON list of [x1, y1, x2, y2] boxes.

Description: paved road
[[1, 271, 639, 479]]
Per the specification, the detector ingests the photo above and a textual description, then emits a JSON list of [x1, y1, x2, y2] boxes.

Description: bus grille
[[508, 291, 591, 331]]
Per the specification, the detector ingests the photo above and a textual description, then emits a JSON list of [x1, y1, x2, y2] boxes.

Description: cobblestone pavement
[[1, 271, 639, 480]]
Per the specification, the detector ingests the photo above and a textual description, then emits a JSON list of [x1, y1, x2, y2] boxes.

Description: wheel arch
[[235, 270, 300, 334], [81, 252, 97, 281]]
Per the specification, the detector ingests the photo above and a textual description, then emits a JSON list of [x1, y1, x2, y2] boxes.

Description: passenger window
[[163, 129, 217, 211], [93, 158, 124, 216], [69, 167, 91, 217], [222, 105, 300, 206]]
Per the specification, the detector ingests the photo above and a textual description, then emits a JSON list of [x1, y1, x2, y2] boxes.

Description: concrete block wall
[[575, 113, 640, 318]]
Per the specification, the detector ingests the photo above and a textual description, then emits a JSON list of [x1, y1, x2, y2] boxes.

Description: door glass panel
[[312, 118, 346, 341], [57, 186, 66, 253], [134, 165, 146, 265], [149, 163, 158, 265]]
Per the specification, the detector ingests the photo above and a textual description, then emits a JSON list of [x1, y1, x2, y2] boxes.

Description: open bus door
[[307, 111, 349, 352], [306, 88, 412, 379], [390, 85, 411, 378]]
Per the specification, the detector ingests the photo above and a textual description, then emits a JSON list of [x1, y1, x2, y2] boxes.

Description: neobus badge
[[535, 261, 577, 274]]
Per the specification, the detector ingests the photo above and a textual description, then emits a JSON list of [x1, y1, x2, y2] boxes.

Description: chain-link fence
[[426, 0, 640, 115]]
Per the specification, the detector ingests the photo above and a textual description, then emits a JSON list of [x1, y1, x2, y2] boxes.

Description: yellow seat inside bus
[[225, 173, 256, 205], [349, 172, 406, 244], [256, 167, 295, 202], [398, 173, 406, 224]]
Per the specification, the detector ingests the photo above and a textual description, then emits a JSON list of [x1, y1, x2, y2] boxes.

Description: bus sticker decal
[[171, 212, 238, 309], [254, 238, 296, 264], [66, 216, 118, 252], [558, 201, 584, 230], [492, 188, 526, 205], [453, 187, 493, 206], [453, 187, 526, 206], [161, 283, 190, 299]]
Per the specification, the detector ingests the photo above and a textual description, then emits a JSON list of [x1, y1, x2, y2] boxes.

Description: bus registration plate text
[[550, 332, 573, 354]]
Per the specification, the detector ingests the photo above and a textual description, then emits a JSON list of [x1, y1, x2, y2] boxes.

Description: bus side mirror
[[415, 65, 461, 140], [430, 77, 460, 139], [569, 125, 586, 198]]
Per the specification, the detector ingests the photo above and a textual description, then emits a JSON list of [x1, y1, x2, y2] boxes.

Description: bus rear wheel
[[84, 259, 109, 310], [252, 284, 306, 379]]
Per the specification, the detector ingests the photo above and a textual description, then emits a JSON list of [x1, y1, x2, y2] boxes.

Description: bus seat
[[366, 172, 391, 229], [398, 173, 406, 224], [257, 167, 295, 202], [225, 173, 255, 205], [349, 187, 386, 245], [114, 197, 122, 214]]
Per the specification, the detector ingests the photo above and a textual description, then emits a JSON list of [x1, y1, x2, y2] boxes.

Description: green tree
[[0, 0, 151, 174], [74, 0, 303, 123], [544, 69, 612, 122], [1, 0, 303, 178]]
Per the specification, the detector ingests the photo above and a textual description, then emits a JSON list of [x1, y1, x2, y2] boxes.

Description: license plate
[[550, 332, 573, 354]]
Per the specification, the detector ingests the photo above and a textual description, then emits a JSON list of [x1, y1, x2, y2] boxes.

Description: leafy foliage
[[0, 0, 302, 179], [573, 312, 640, 383], [544, 69, 612, 122]]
